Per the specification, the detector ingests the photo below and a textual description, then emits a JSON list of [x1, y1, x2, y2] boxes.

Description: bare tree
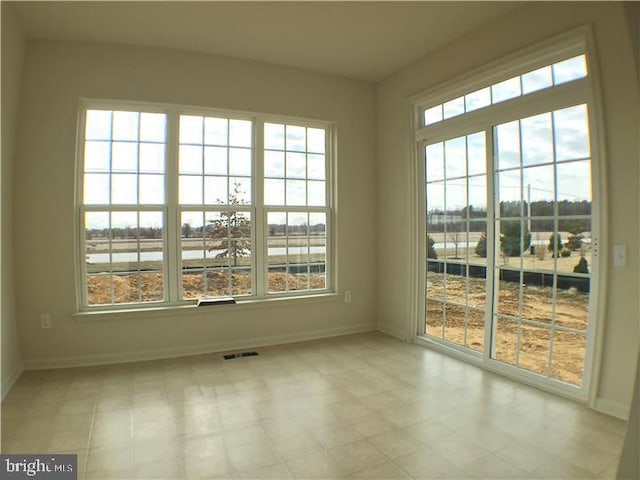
[[207, 183, 251, 267], [447, 220, 463, 260]]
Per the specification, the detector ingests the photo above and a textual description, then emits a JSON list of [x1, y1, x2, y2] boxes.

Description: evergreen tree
[[566, 234, 584, 251], [427, 235, 437, 259], [500, 222, 531, 257], [475, 232, 487, 258], [548, 233, 563, 256], [573, 256, 589, 274]]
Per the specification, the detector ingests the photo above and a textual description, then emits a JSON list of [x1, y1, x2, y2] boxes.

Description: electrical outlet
[[40, 314, 51, 329], [344, 291, 352, 303]]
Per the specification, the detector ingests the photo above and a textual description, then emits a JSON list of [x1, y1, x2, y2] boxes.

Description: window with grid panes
[[78, 103, 333, 309], [264, 122, 329, 293], [416, 32, 602, 396]]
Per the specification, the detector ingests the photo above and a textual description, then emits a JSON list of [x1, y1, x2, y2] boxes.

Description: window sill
[[74, 292, 344, 322]]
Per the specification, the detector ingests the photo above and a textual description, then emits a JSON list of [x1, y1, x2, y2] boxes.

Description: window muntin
[[263, 122, 330, 294], [267, 211, 327, 293], [492, 104, 592, 385], [82, 110, 167, 306], [424, 103, 594, 386], [418, 37, 599, 394], [423, 54, 588, 126], [78, 105, 333, 309], [178, 115, 252, 205], [425, 131, 488, 353], [178, 114, 254, 299], [84, 111, 167, 205], [264, 123, 326, 207], [85, 211, 165, 305], [181, 209, 253, 299]]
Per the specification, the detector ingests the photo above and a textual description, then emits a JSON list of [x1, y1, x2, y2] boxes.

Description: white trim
[[22, 322, 375, 370], [327, 125, 337, 293], [376, 323, 411, 343], [74, 105, 87, 310], [409, 25, 590, 110], [584, 26, 609, 410], [485, 126, 497, 363], [416, 335, 588, 403], [412, 25, 605, 403], [1, 363, 24, 401], [255, 119, 266, 297], [415, 81, 590, 144], [593, 397, 630, 420], [409, 100, 422, 340], [166, 112, 180, 303], [75, 100, 336, 311], [74, 291, 342, 321], [80, 98, 331, 131], [415, 335, 630, 417]]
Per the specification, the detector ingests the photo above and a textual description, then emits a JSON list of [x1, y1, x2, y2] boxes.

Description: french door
[[422, 103, 596, 394]]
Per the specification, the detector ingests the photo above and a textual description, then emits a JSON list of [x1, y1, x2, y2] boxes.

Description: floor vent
[[223, 351, 259, 360]]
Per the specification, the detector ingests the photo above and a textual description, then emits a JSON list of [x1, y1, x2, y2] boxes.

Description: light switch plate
[[40, 314, 52, 329], [613, 245, 627, 267]]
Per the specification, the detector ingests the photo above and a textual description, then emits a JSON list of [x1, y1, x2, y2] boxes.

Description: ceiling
[[10, 1, 524, 82]]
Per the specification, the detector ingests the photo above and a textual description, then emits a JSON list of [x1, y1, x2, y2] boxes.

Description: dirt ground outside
[[426, 272, 588, 385], [86, 271, 326, 305]]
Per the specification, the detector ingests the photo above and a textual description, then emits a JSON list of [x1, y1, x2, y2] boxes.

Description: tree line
[[86, 227, 162, 240], [428, 223, 589, 274], [427, 200, 591, 233]]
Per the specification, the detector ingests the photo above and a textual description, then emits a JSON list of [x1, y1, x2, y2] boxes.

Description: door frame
[[408, 26, 608, 406]]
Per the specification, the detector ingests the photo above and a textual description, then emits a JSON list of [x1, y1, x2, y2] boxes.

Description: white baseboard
[[1, 363, 24, 401], [594, 397, 630, 420], [376, 323, 410, 342], [23, 322, 376, 370]]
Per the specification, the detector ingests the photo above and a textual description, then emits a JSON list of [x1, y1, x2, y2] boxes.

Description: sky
[[83, 113, 327, 230], [424, 54, 591, 216], [424, 54, 587, 125], [426, 102, 592, 215]]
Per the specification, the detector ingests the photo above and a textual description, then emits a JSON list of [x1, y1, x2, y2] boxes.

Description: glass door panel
[[492, 104, 592, 386], [424, 132, 488, 354], [423, 105, 593, 389], [419, 49, 597, 398]]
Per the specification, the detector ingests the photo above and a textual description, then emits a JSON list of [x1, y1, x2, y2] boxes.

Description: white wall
[[376, 2, 639, 417], [1, 3, 25, 397], [616, 4, 640, 475], [616, 352, 639, 479], [623, 2, 639, 82], [12, 40, 377, 367]]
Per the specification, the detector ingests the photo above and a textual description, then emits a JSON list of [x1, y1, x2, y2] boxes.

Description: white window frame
[[75, 100, 335, 312], [409, 26, 608, 406], [260, 120, 333, 295]]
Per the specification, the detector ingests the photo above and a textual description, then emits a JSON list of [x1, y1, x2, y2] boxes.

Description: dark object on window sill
[[197, 297, 236, 306], [223, 351, 259, 360]]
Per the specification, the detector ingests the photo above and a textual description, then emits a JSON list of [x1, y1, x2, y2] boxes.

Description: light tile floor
[[1, 332, 628, 479]]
